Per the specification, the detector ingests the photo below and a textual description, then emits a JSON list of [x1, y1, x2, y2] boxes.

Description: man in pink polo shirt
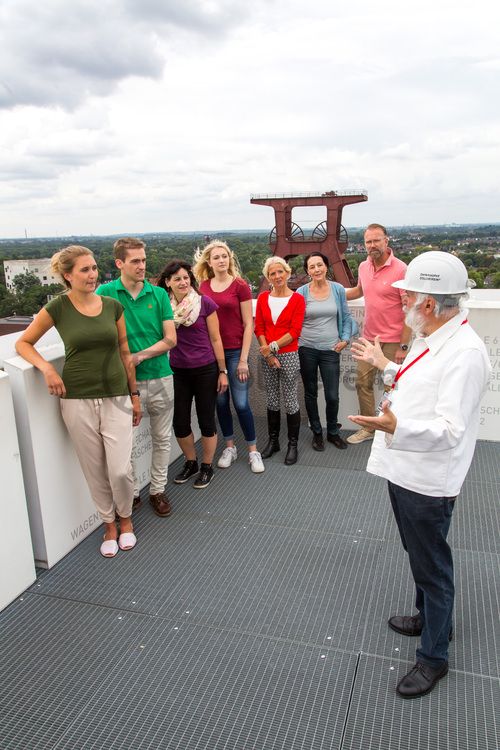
[[346, 223, 411, 444]]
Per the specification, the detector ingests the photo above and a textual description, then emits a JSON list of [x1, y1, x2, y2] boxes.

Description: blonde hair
[[193, 240, 241, 282], [51, 245, 94, 289], [262, 256, 291, 280]]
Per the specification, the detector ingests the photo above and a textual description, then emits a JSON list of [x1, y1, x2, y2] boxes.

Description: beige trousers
[[60, 396, 134, 523], [133, 376, 174, 496], [355, 341, 400, 432]]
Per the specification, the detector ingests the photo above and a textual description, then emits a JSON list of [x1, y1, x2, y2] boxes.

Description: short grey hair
[[415, 292, 468, 320]]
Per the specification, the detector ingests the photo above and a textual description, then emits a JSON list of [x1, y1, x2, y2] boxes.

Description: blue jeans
[[388, 481, 455, 668], [216, 349, 256, 444], [299, 346, 340, 436]]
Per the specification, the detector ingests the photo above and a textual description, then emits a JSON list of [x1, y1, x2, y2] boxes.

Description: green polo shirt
[[97, 278, 174, 381]]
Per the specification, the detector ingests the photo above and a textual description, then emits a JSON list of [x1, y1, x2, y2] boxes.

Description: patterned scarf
[[170, 288, 202, 327]]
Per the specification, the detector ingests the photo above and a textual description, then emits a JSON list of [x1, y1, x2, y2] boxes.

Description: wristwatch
[[399, 344, 409, 351], [130, 390, 141, 396], [219, 369, 228, 375]]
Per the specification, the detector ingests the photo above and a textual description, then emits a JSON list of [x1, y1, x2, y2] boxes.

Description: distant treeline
[[1, 225, 499, 317]]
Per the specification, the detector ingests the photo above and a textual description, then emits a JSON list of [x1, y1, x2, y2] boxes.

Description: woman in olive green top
[[16, 245, 142, 558]]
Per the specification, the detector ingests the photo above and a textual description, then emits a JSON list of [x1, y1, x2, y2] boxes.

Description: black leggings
[[173, 361, 219, 438]]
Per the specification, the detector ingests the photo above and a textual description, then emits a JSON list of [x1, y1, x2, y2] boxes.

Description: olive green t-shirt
[[44, 295, 129, 399]]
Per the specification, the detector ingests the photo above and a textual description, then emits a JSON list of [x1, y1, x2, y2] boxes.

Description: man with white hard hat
[[349, 251, 490, 699]]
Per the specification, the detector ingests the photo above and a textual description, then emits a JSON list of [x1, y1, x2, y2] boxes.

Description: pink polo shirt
[[358, 249, 407, 342]]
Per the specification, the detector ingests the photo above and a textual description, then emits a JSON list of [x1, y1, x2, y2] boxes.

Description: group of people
[[15, 226, 491, 700], [16, 237, 362, 559]]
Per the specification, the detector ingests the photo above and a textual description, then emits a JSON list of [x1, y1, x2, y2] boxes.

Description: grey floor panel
[[342, 653, 499, 750], [153, 526, 382, 650], [53, 623, 357, 750], [28, 514, 382, 651], [359, 542, 500, 677], [0, 595, 147, 750], [451, 482, 500, 553], [252, 425, 375, 472], [172, 461, 390, 540], [378, 479, 500, 552], [463, 440, 500, 484], [2, 426, 497, 749]]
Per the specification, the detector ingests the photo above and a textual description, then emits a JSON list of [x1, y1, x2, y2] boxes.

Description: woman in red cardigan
[[255, 257, 306, 465]]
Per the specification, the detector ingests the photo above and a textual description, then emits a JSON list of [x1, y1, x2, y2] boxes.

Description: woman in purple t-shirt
[[157, 259, 228, 489], [194, 240, 264, 475]]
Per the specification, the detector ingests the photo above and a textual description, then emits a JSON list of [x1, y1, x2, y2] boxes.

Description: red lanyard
[[392, 319, 468, 390]]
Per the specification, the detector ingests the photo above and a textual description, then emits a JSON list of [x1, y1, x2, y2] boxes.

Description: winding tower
[[250, 190, 368, 287]]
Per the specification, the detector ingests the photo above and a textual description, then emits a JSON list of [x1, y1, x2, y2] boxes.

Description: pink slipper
[[118, 532, 137, 551], [100, 539, 119, 558]]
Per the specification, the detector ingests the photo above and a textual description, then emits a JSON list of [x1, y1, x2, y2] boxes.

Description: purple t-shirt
[[169, 295, 219, 369]]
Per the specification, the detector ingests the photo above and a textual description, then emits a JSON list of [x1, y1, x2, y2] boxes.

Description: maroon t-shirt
[[199, 277, 252, 349]]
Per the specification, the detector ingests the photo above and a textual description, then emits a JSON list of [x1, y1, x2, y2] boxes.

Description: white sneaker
[[217, 446, 237, 468], [346, 428, 374, 444], [248, 451, 265, 473]]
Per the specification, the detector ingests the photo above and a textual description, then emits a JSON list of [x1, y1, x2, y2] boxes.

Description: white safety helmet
[[392, 251, 471, 295]]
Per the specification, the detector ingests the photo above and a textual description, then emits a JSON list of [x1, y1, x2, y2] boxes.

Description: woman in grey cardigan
[[296, 252, 358, 451]]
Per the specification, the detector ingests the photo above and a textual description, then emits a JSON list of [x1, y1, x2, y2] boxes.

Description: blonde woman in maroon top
[[254, 257, 306, 465], [194, 240, 264, 474]]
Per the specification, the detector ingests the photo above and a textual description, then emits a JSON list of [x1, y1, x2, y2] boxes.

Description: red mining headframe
[[250, 190, 368, 287]]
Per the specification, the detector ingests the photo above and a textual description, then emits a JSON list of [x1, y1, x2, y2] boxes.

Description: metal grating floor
[[1, 419, 498, 749]]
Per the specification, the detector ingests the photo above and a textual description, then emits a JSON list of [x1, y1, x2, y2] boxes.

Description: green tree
[[12, 272, 41, 295]]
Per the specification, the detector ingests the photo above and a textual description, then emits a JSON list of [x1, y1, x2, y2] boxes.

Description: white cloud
[[0, 0, 499, 236]]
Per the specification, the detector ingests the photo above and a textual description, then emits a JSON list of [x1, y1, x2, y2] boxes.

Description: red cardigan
[[254, 291, 306, 352]]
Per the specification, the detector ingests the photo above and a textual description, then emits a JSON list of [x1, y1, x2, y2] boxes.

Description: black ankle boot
[[284, 411, 301, 465], [261, 409, 281, 459]]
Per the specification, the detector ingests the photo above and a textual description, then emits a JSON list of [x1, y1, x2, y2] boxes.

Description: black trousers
[[173, 361, 219, 438]]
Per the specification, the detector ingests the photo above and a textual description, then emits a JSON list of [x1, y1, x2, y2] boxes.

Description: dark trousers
[[299, 346, 340, 436], [173, 362, 218, 438], [388, 481, 455, 667]]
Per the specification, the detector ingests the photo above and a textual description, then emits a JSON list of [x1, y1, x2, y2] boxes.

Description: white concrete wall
[[0, 371, 36, 610], [5, 348, 100, 568], [4, 345, 197, 568]]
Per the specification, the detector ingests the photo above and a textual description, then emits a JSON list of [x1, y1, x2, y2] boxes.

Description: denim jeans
[[299, 346, 340, 436], [388, 481, 456, 667], [216, 348, 256, 444]]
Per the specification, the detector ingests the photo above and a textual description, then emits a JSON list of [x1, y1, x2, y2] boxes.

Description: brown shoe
[[149, 491, 172, 517]]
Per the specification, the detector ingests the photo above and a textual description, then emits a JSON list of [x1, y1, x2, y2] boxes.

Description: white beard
[[404, 306, 426, 337]]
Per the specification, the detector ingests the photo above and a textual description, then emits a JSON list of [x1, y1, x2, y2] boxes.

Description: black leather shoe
[[284, 441, 298, 465], [193, 463, 214, 489], [388, 614, 453, 641], [327, 433, 348, 449], [261, 437, 280, 459], [312, 433, 324, 451], [397, 661, 448, 699], [174, 460, 199, 484], [388, 614, 423, 636]]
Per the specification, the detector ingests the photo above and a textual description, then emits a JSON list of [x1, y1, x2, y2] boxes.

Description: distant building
[[0, 315, 33, 336], [4, 258, 59, 292]]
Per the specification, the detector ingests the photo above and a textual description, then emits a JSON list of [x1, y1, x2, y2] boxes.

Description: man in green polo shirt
[[97, 237, 176, 517]]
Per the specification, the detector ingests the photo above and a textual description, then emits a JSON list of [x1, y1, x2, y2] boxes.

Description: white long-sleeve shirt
[[367, 311, 491, 497]]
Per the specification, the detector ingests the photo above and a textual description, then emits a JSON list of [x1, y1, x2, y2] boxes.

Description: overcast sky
[[1, 0, 499, 238]]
